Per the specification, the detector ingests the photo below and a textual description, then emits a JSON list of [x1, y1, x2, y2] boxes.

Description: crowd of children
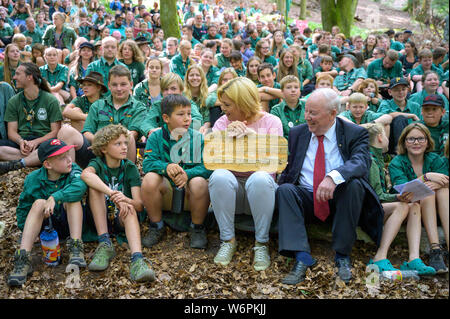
[[0, 0, 448, 288]]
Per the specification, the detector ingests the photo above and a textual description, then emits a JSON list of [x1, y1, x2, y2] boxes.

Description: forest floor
[[0, 0, 448, 301]]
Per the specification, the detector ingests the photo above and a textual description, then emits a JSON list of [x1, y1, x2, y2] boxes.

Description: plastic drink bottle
[[381, 270, 420, 281], [40, 220, 61, 266]]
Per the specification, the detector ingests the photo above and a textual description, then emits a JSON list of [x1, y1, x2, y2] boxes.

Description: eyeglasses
[[405, 137, 427, 144], [261, 47, 269, 50]]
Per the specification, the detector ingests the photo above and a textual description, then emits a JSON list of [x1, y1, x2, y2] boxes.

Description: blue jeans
[[208, 169, 278, 243]]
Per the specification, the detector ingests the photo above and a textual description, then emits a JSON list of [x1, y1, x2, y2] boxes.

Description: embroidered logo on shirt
[[37, 108, 48, 120]]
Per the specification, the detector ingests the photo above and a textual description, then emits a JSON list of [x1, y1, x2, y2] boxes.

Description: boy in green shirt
[[57, 65, 146, 169], [339, 92, 392, 128], [257, 63, 283, 112], [367, 50, 403, 87], [334, 54, 367, 96], [0, 63, 62, 175], [270, 75, 305, 139], [141, 94, 212, 249], [420, 94, 449, 156], [81, 124, 155, 282], [410, 49, 444, 92], [8, 139, 87, 286]]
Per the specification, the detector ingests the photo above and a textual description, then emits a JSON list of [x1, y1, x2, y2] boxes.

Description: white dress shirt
[[299, 120, 345, 192]]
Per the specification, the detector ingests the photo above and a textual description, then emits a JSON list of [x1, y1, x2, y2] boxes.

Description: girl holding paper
[[389, 123, 449, 274], [365, 123, 435, 275]]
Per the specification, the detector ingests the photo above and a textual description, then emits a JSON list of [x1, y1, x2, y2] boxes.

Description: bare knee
[[142, 173, 165, 193]]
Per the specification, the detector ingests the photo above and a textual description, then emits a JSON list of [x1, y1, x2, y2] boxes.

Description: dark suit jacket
[[279, 117, 383, 246]]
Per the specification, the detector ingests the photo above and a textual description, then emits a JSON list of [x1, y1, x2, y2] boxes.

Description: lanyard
[[21, 91, 42, 131]]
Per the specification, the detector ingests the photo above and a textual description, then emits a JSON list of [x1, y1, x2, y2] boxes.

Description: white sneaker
[[214, 241, 237, 266], [253, 244, 270, 271]]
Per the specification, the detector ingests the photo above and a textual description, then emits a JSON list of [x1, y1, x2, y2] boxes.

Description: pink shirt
[[212, 112, 283, 178]]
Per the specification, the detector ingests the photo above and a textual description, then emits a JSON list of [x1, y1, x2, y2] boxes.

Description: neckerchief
[[21, 90, 42, 132], [101, 158, 125, 223]]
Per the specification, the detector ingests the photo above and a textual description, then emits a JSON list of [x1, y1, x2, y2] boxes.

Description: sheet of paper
[[394, 179, 435, 202]]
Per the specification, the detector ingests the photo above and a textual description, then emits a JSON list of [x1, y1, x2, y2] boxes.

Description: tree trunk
[[299, 0, 307, 19], [319, 0, 358, 38], [160, 0, 180, 39]]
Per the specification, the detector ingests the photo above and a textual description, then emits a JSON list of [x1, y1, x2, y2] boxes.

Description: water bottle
[[381, 270, 420, 281], [171, 186, 185, 214], [40, 220, 61, 266]]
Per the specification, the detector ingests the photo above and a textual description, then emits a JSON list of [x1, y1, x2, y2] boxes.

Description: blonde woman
[[184, 65, 210, 134], [389, 123, 449, 274], [275, 49, 301, 84], [208, 77, 283, 271], [119, 40, 146, 88]]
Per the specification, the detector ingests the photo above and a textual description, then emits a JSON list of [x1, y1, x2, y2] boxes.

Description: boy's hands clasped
[[167, 163, 188, 188]]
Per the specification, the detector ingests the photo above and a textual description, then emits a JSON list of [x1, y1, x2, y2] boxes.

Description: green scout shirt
[[70, 95, 96, 114], [4, 90, 62, 138], [215, 53, 230, 69], [68, 65, 88, 95], [133, 80, 162, 109], [270, 99, 306, 139], [42, 25, 78, 52], [299, 58, 313, 81], [142, 124, 212, 182], [250, 36, 261, 50], [0, 25, 14, 38], [169, 54, 191, 80], [40, 64, 69, 89], [139, 99, 203, 137], [421, 119, 449, 156], [82, 94, 146, 135], [334, 67, 367, 91], [16, 163, 87, 231], [86, 57, 128, 89], [205, 91, 218, 109], [264, 55, 277, 67], [258, 30, 269, 39], [23, 29, 43, 45], [36, 23, 49, 34], [0, 82, 15, 139], [339, 109, 383, 124], [389, 152, 449, 188], [120, 60, 145, 88], [183, 11, 195, 22], [368, 146, 397, 203], [234, 66, 246, 78], [201, 34, 222, 42], [367, 58, 403, 83], [205, 66, 220, 86], [87, 157, 141, 200], [377, 99, 422, 124], [136, 31, 152, 43], [409, 64, 444, 84]]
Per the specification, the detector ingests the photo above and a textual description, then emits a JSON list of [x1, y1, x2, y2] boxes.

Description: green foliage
[[431, 0, 449, 19]]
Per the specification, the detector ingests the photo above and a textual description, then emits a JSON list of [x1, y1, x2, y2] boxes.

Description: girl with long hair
[[68, 42, 95, 99], [133, 57, 164, 109], [184, 64, 209, 133], [118, 39, 146, 88], [255, 39, 277, 67], [270, 30, 288, 60], [0, 43, 21, 91], [275, 49, 301, 84], [246, 56, 262, 85]]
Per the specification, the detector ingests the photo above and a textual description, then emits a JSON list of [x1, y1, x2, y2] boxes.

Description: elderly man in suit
[[276, 88, 384, 284]]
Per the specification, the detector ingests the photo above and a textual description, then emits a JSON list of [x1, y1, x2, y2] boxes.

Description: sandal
[[400, 258, 436, 276], [368, 258, 398, 272]]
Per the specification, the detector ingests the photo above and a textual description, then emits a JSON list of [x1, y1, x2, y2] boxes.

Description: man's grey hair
[[309, 88, 342, 113]]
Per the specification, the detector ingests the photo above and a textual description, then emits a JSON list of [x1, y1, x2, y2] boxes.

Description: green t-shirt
[[70, 95, 97, 114], [169, 54, 191, 80], [40, 64, 69, 89], [409, 64, 444, 84], [133, 80, 162, 109], [4, 90, 62, 138], [334, 67, 367, 91], [23, 29, 43, 45], [339, 109, 383, 124], [204, 66, 220, 86], [87, 157, 141, 199], [270, 99, 306, 139], [120, 60, 145, 88], [377, 99, 422, 124], [215, 53, 230, 69], [86, 57, 128, 90], [82, 94, 146, 135], [421, 119, 449, 156], [0, 25, 14, 38], [366, 58, 403, 84]]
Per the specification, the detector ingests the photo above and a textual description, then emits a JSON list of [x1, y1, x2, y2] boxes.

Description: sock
[[190, 222, 204, 229], [295, 251, 315, 266], [98, 233, 112, 246], [130, 252, 143, 263], [151, 220, 164, 229], [255, 242, 267, 247], [335, 252, 349, 262]]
